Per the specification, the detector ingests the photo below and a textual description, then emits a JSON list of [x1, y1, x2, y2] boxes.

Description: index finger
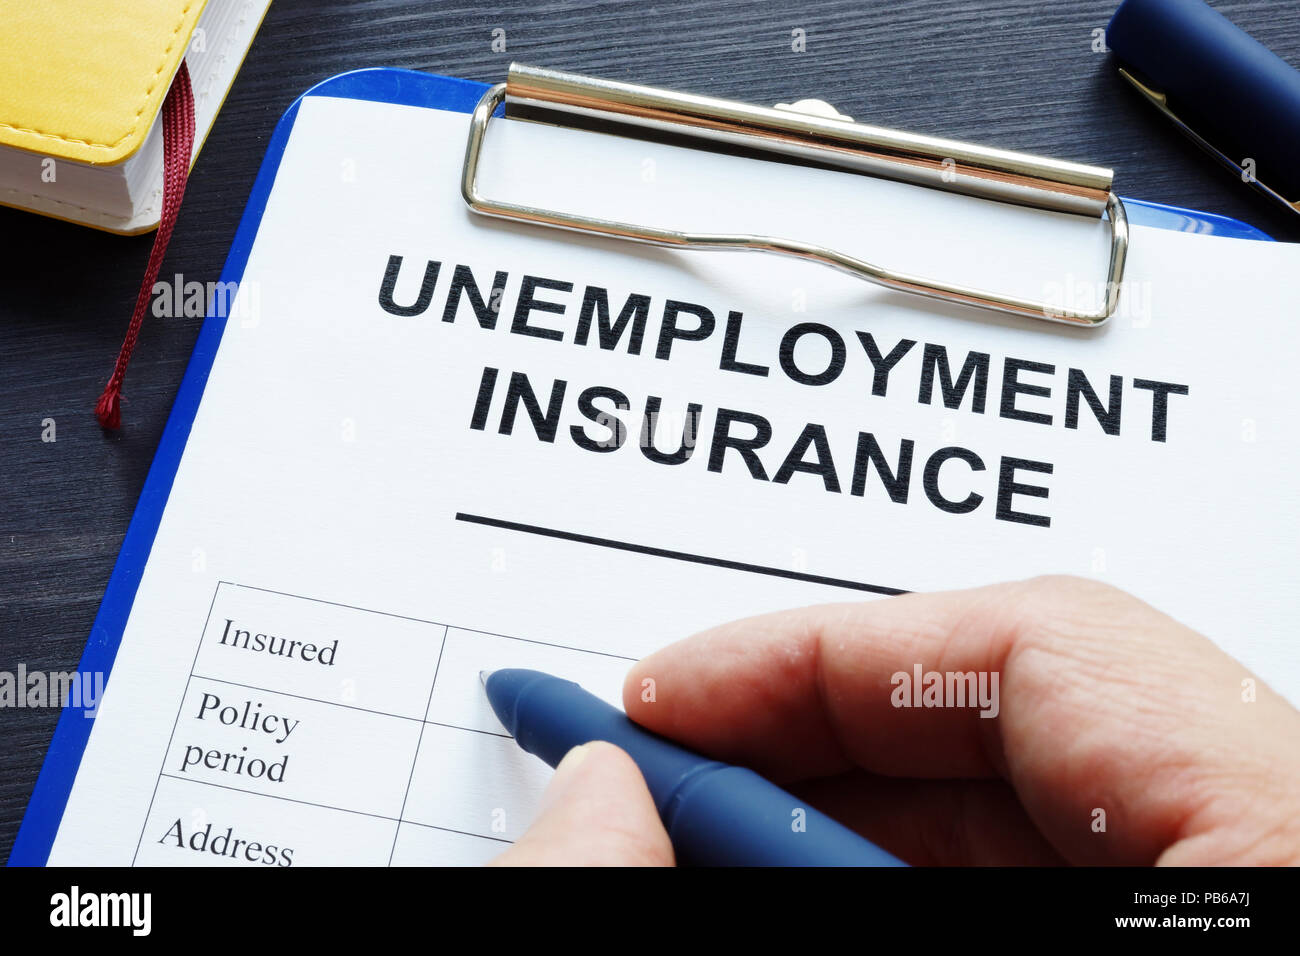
[[622, 575, 1246, 783], [623, 575, 1300, 865]]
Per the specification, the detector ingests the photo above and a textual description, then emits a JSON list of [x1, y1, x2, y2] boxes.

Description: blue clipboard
[[6, 67, 1274, 865]]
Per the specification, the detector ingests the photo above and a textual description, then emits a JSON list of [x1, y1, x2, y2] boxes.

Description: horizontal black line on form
[[454, 513, 907, 597]]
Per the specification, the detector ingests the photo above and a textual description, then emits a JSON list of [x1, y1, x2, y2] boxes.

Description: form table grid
[[129, 581, 634, 866]]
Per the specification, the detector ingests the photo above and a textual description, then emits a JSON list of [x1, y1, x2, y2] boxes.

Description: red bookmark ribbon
[[95, 60, 196, 430]]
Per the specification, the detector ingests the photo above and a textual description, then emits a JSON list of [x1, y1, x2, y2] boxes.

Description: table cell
[[399, 723, 549, 842], [164, 678, 423, 819], [135, 775, 395, 866], [193, 583, 445, 719], [389, 821, 509, 866], [426, 627, 630, 733]]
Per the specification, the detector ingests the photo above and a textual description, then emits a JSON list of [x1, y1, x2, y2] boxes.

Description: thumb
[[489, 741, 675, 867]]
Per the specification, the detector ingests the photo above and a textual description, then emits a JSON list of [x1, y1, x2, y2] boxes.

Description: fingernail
[[539, 743, 591, 812]]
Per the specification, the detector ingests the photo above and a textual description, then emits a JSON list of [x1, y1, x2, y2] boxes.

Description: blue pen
[[481, 667, 906, 867], [1108, 0, 1300, 217]]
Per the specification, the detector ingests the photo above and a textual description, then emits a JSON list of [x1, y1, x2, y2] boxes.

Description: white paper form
[[44, 93, 1300, 865]]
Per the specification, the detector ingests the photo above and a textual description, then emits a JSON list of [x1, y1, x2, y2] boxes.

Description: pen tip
[[479, 669, 493, 687]]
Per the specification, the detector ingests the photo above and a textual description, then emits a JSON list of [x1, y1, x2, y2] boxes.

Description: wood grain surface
[[2, 0, 1298, 859]]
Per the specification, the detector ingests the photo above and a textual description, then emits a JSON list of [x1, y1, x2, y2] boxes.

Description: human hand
[[493, 576, 1300, 865]]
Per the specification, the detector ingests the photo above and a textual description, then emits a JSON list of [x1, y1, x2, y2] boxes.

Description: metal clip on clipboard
[[462, 64, 1130, 327]]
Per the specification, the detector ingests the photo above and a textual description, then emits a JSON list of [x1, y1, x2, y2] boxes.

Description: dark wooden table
[[2, 0, 1298, 861]]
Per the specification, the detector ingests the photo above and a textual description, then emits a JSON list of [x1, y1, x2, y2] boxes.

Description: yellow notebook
[[0, 0, 271, 233]]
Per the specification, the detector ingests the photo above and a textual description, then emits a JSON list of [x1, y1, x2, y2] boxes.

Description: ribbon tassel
[[95, 60, 196, 430]]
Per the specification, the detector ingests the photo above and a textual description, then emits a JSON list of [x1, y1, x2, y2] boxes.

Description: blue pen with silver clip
[[482, 667, 906, 867], [1108, 0, 1300, 217]]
